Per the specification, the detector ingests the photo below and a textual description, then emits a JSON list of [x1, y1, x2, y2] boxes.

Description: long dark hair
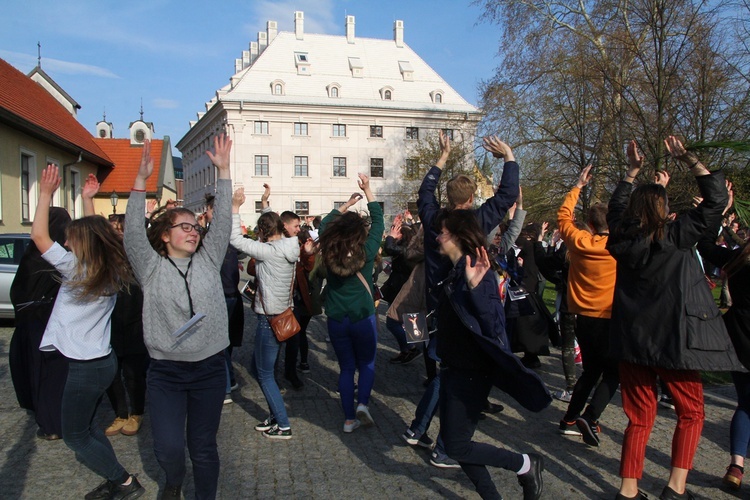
[[65, 215, 133, 300], [622, 183, 669, 242], [318, 211, 368, 277], [436, 209, 486, 259]]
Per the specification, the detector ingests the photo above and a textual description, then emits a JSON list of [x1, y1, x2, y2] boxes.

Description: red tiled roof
[[94, 139, 164, 193], [0, 58, 112, 166]]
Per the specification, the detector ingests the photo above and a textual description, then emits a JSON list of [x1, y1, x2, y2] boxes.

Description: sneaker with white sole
[[343, 419, 361, 433], [430, 450, 461, 469], [254, 416, 277, 432], [223, 394, 233, 405], [575, 416, 601, 447], [263, 424, 292, 440], [401, 429, 434, 449], [356, 404, 374, 426], [558, 419, 582, 436]]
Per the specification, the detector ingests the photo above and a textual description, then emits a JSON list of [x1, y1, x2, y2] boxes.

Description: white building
[[176, 11, 481, 225]]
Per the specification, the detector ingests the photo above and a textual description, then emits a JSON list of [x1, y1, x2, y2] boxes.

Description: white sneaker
[[343, 419, 361, 433], [356, 404, 374, 426]]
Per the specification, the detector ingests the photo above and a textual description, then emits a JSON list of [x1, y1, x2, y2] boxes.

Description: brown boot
[[105, 417, 128, 436], [120, 415, 143, 436]]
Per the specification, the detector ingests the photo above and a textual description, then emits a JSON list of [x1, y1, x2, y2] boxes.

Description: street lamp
[[110, 191, 119, 214]]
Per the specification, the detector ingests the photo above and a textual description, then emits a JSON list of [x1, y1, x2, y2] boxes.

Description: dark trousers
[[62, 352, 128, 483], [559, 312, 577, 391], [148, 354, 225, 499], [730, 371, 750, 457], [284, 310, 312, 376], [106, 353, 149, 418], [440, 367, 523, 500], [563, 315, 619, 422]]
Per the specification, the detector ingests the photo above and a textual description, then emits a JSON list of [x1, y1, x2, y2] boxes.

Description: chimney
[[234, 58, 243, 73], [249, 41, 259, 64], [267, 20, 278, 43], [258, 31, 268, 53], [242, 50, 251, 69], [346, 15, 355, 44], [394, 19, 404, 48], [295, 11, 304, 40]]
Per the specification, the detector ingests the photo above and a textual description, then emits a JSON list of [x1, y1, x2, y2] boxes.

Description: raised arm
[[261, 183, 271, 210], [124, 140, 160, 281], [82, 173, 99, 217], [558, 165, 590, 247], [30, 164, 61, 254], [201, 135, 233, 264], [476, 137, 519, 234]]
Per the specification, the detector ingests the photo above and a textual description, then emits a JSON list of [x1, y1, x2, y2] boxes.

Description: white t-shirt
[[39, 242, 115, 360]]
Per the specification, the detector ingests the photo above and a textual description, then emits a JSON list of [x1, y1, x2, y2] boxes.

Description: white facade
[[177, 11, 481, 225]]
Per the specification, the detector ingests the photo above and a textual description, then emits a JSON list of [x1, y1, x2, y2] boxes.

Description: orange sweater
[[557, 186, 617, 318]]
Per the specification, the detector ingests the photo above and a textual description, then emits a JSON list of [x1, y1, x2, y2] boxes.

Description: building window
[[442, 128, 454, 140], [435, 93, 442, 103], [330, 87, 339, 97], [370, 158, 384, 178], [271, 81, 285, 95], [332, 124, 346, 137], [384, 90, 392, 100], [295, 201, 310, 215], [255, 155, 269, 176], [407, 201, 418, 215], [406, 127, 419, 140], [294, 122, 308, 136], [255, 201, 263, 213], [294, 156, 309, 177], [376, 201, 385, 212], [21, 154, 32, 221], [334, 201, 347, 210], [254, 121, 269, 134], [406, 158, 419, 178], [370, 125, 383, 138], [327, 83, 342, 97], [333, 157, 347, 177]]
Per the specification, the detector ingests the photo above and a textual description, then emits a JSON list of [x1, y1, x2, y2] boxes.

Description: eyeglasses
[[169, 222, 204, 234]]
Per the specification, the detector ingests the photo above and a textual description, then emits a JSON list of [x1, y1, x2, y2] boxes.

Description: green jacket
[[319, 202, 384, 322]]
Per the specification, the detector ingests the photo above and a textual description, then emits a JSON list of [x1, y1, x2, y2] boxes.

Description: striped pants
[[619, 361, 704, 478]]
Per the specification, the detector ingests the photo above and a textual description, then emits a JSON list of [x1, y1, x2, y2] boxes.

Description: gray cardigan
[[230, 214, 299, 315], [123, 180, 231, 362]]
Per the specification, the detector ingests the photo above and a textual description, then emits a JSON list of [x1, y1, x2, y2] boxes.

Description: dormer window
[[349, 57, 364, 78], [398, 61, 414, 81], [430, 89, 445, 104], [380, 86, 394, 101], [327, 83, 341, 98], [435, 94, 442, 103], [295, 52, 311, 75], [271, 80, 285, 95]]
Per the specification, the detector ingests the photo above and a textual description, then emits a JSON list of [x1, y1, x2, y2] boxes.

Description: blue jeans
[[224, 296, 239, 393], [148, 353, 225, 499], [409, 369, 448, 454], [250, 314, 290, 428], [62, 351, 128, 483], [731, 371, 750, 457], [328, 315, 378, 420], [441, 367, 523, 500], [385, 316, 409, 353]]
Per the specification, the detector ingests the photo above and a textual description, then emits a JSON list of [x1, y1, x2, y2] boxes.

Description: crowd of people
[[7, 130, 750, 500]]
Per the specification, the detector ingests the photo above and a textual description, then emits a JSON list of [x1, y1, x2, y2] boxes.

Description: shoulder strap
[[356, 271, 373, 299]]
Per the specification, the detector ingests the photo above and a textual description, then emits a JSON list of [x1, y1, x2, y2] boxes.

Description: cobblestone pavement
[[0, 304, 746, 500]]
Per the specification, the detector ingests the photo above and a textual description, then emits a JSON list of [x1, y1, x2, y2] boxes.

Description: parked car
[[0, 234, 32, 319]]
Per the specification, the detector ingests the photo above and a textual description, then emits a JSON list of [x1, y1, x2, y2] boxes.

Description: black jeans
[[440, 367, 524, 500], [148, 353, 225, 499], [563, 315, 619, 422], [106, 352, 149, 418], [560, 312, 578, 391]]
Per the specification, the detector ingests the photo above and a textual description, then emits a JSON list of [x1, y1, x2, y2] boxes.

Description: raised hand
[[82, 173, 100, 199], [664, 135, 709, 176], [539, 221, 549, 242], [232, 188, 246, 208], [465, 246, 491, 290], [137, 140, 154, 181], [724, 181, 734, 215], [40, 163, 61, 197], [357, 173, 370, 192], [483, 136, 515, 161], [627, 140, 644, 170], [439, 130, 451, 157], [655, 170, 670, 187], [576, 164, 593, 188], [146, 198, 158, 214], [262, 183, 271, 201], [206, 134, 232, 176]]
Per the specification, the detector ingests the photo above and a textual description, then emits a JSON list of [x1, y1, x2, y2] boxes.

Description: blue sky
[[0, 0, 502, 155]]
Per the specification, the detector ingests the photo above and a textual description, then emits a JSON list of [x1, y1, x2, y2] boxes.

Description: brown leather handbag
[[260, 269, 300, 342]]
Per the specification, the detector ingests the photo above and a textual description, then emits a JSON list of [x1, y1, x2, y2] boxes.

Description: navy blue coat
[[440, 257, 552, 413]]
